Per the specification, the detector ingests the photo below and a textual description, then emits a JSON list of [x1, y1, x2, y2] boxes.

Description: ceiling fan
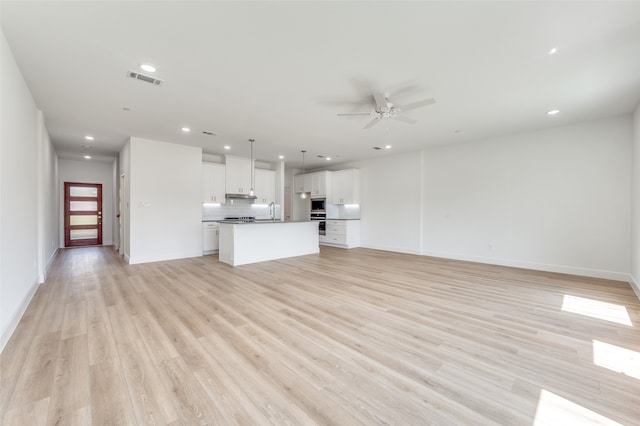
[[338, 92, 436, 129]]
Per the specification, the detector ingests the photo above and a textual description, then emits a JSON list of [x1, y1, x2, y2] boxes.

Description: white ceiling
[[2, 1, 640, 168]]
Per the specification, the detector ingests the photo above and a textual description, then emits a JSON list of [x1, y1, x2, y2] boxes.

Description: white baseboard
[[360, 244, 421, 256], [128, 250, 203, 265], [0, 278, 40, 354], [420, 250, 629, 282], [629, 274, 640, 300], [41, 247, 60, 282]]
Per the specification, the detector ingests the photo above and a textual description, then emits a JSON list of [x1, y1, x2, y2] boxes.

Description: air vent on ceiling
[[372, 146, 382, 150], [126, 70, 163, 86], [202, 131, 216, 136]]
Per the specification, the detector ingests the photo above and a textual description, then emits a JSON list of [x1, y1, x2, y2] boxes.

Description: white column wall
[[128, 137, 202, 264]]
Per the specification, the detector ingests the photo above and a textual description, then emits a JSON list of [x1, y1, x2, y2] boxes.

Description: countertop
[[203, 219, 282, 223], [218, 220, 314, 225]]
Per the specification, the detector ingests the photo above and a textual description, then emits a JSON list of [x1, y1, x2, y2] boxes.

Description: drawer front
[[326, 225, 346, 236], [203, 223, 219, 230], [326, 220, 345, 226], [325, 234, 347, 245]]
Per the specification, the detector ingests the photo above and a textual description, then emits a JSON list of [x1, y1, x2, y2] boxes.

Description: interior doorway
[[64, 182, 103, 247]]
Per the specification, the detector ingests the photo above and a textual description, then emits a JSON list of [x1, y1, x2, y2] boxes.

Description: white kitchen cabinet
[[202, 162, 225, 203], [203, 222, 220, 253], [254, 169, 276, 204], [322, 219, 360, 248], [225, 155, 253, 194], [294, 173, 312, 194], [294, 171, 331, 198], [330, 169, 360, 204], [310, 171, 331, 198]]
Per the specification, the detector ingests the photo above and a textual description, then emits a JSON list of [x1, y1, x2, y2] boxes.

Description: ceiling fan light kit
[[338, 91, 436, 129]]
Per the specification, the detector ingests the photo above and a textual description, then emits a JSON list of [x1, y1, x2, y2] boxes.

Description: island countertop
[[218, 221, 319, 266]]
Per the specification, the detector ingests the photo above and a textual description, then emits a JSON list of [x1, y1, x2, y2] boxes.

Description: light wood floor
[[1, 246, 639, 425]]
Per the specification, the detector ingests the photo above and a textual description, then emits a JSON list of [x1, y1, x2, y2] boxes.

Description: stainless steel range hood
[[225, 193, 257, 200]]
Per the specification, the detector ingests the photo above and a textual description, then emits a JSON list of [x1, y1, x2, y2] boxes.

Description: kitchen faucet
[[269, 202, 276, 221]]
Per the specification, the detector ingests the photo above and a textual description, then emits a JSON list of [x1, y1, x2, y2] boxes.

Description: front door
[[64, 182, 102, 247]]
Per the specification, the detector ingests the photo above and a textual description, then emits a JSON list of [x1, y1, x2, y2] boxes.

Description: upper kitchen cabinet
[[202, 162, 225, 203], [294, 171, 331, 198], [254, 169, 276, 204], [331, 169, 360, 204], [310, 171, 331, 198], [225, 155, 252, 194], [294, 173, 311, 194]]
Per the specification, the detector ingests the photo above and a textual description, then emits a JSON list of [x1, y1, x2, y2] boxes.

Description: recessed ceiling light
[[223, 145, 231, 150], [84, 135, 94, 141], [384, 145, 392, 149], [181, 127, 191, 132], [548, 47, 558, 55], [140, 63, 156, 73], [84, 155, 91, 159], [326, 157, 331, 161], [547, 109, 560, 115], [278, 155, 284, 159]]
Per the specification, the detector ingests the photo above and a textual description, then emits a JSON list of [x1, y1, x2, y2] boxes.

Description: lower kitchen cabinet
[[321, 219, 360, 249], [203, 222, 220, 253]]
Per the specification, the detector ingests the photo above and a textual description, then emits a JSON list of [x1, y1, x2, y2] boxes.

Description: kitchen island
[[218, 221, 319, 266]]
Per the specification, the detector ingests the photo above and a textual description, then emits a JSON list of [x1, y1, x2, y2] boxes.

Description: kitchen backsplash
[[326, 204, 360, 220], [202, 200, 281, 220]]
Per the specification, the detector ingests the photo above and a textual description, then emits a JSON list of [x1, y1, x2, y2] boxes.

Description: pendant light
[[248, 138, 255, 196], [300, 150, 307, 199]]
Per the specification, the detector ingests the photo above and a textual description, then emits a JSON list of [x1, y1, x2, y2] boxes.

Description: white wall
[[327, 116, 632, 281], [58, 158, 116, 246], [128, 137, 202, 264], [37, 111, 59, 282], [632, 104, 640, 294], [326, 152, 423, 254], [422, 116, 632, 280], [1, 30, 55, 351]]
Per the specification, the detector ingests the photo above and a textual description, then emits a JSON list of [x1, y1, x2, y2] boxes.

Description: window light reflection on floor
[[533, 389, 623, 426], [561, 295, 632, 326], [592, 340, 640, 380]]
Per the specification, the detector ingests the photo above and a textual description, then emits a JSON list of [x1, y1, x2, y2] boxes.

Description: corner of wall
[[0, 278, 39, 353], [630, 274, 640, 301]]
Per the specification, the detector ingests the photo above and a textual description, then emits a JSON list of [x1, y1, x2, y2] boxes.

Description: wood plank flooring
[[1, 246, 639, 425]]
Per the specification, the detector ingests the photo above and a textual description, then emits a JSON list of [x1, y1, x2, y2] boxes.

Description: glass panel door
[[64, 182, 102, 247]]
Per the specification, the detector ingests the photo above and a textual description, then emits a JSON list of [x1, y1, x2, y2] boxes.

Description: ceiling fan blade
[[337, 112, 372, 116], [396, 98, 436, 112], [363, 117, 382, 129], [372, 92, 388, 110], [394, 115, 417, 124]]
